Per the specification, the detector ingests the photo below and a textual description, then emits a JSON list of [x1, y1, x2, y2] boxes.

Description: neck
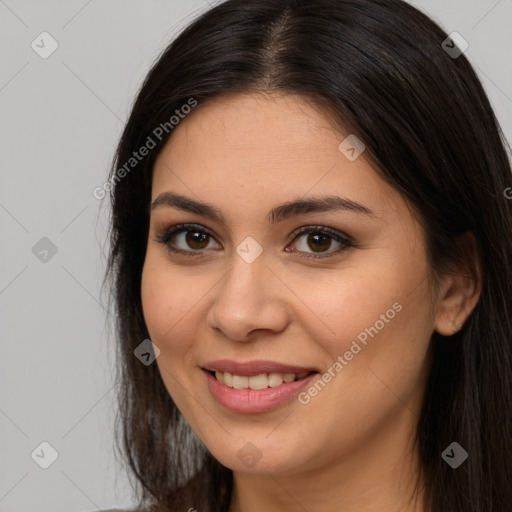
[[228, 412, 425, 512]]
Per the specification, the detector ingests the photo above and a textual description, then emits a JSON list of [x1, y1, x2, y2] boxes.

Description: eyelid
[[285, 224, 354, 260], [154, 223, 218, 252], [154, 222, 354, 259], [288, 224, 354, 245]]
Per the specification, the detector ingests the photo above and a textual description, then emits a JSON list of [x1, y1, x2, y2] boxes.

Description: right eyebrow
[[151, 192, 226, 222]]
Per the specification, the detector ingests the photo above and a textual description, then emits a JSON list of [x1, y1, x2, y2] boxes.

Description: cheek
[[140, 256, 200, 407], [292, 264, 407, 348], [301, 247, 433, 380], [297, 275, 432, 455], [141, 259, 171, 340], [140, 253, 197, 356]]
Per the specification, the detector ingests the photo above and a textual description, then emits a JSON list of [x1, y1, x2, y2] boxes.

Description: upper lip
[[202, 359, 319, 377]]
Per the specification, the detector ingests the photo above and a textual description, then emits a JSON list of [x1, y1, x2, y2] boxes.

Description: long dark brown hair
[[102, 0, 512, 510]]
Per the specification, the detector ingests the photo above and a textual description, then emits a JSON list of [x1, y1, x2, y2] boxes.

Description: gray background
[[1, 1, 511, 510]]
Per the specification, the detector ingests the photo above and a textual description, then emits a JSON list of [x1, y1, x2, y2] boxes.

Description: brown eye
[[185, 230, 210, 250], [304, 233, 332, 252], [289, 225, 353, 260], [155, 223, 220, 255]]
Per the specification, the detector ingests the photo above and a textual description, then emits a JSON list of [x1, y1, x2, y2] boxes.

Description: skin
[[140, 92, 480, 512]]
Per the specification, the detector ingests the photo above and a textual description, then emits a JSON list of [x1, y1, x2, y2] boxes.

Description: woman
[[103, 0, 512, 510]]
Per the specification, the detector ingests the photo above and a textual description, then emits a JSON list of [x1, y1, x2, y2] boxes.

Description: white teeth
[[213, 370, 312, 389], [248, 374, 268, 390], [268, 372, 284, 387], [224, 372, 233, 387], [232, 375, 249, 389]]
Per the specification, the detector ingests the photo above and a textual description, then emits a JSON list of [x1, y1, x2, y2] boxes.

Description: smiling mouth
[[206, 369, 318, 390]]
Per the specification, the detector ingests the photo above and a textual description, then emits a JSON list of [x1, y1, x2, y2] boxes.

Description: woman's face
[[141, 92, 438, 477]]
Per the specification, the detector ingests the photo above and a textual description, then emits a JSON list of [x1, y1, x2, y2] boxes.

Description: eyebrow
[[150, 192, 375, 223]]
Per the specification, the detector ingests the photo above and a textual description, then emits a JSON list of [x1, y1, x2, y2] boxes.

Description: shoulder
[[98, 509, 142, 512], [95, 507, 155, 512], [97, 504, 182, 512]]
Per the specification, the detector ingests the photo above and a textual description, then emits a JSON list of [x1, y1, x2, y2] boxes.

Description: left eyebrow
[[150, 192, 375, 224], [268, 195, 375, 223]]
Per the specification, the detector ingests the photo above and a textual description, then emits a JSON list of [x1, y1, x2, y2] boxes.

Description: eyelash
[[154, 223, 354, 260]]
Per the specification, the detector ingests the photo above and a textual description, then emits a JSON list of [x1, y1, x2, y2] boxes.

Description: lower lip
[[203, 370, 319, 413]]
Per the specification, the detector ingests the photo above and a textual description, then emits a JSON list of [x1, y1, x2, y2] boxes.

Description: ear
[[434, 232, 482, 336]]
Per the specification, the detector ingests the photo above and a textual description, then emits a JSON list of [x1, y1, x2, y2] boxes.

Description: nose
[[206, 252, 289, 342]]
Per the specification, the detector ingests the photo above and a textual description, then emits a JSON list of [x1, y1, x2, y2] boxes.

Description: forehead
[[151, 92, 403, 220]]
